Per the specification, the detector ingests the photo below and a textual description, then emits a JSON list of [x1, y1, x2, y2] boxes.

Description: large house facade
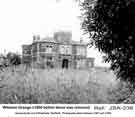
[[22, 31, 94, 69]]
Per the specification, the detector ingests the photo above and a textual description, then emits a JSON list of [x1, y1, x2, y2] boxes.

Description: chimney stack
[[80, 38, 83, 43], [33, 35, 36, 42], [36, 35, 40, 41]]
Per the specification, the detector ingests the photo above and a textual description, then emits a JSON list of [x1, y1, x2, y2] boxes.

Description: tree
[[7, 52, 21, 66], [81, 0, 135, 85]]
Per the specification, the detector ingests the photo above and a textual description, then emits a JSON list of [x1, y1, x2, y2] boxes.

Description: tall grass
[[0, 65, 117, 104]]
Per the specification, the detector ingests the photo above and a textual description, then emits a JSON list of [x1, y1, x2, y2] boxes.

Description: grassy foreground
[[0, 65, 118, 104]]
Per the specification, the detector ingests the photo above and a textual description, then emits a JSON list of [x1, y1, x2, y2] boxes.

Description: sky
[[0, 0, 110, 67]]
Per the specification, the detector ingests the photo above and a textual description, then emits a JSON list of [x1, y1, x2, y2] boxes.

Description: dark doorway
[[62, 59, 68, 69]]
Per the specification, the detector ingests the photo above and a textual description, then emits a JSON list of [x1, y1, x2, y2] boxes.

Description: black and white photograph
[[0, 0, 135, 109]]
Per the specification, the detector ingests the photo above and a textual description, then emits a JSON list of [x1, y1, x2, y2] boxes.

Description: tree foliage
[[7, 52, 21, 66], [81, 0, 135, 84]]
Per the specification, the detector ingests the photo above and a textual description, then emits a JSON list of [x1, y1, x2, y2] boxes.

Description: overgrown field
[[0, 65, 118, 104]]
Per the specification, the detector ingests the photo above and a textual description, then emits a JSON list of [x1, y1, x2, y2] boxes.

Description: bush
[[7, 52, 21, 66], [108, 81, 135, 104]]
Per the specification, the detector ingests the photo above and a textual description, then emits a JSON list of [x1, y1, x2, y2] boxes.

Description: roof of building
[[41, 37, 56, 43], [32, 31, 88, 46], [71, 40, 87, 46], [33, 37, 87, 46]]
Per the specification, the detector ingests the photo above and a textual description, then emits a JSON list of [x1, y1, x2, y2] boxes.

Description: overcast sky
[[0, 0, 109, 67]]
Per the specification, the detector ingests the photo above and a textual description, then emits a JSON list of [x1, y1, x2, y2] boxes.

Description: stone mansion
[[22, 31, 94, 69]]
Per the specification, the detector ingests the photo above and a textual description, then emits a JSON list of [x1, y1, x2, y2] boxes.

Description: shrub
[[108, 81, 135, 104]]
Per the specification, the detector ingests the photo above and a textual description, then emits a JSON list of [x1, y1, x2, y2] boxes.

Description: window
[[76, 59, 86, 68], [46, 56, 54, 68], [39, 43, 46, 52], [39, 44, 53, 53], [59, 45, 71, 55], [46, 45, 53, 53], [47, 56, 52, 61], [77, 47, 86, 56]]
